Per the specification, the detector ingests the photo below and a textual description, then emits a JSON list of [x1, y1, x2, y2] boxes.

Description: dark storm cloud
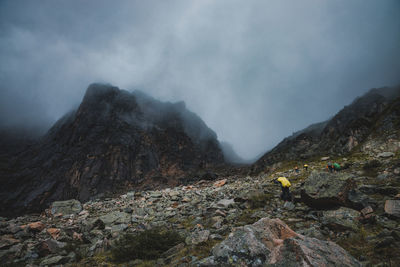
[[1, 0, 399, 159]]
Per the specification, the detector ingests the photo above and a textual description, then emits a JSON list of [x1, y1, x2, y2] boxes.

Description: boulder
[[377, 152, 395, 158], [321, 207, 360, 231], [98, 211, 131, 225], [186, 230, 210, 245], [28, 222, 46, 232], [300, 171, 360, 209], [50, 199, 82, 215], [384, 200, 400, 217], [216, 199, 235, 209], [198, 218, 360, 266]]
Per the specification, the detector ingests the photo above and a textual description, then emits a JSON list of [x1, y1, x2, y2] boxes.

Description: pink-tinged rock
[[73, 232, 83, 241], [385, 200, 400, 217], [214, 179, 227, 187], [360, 206, 373, 216], [28, 222, 45, 232], [47, 228, 61, 239], [200, 218, 361, 266]]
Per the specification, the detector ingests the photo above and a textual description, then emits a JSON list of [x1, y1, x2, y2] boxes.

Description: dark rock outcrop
[[0, 84, 225, 217], [255, 86, 400, 170], [300, 171, 355, 209]]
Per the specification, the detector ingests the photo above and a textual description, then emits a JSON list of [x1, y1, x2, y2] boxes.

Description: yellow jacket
[[277, 177, 291, 187]]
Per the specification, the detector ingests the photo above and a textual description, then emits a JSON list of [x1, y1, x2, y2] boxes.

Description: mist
[[1, 0, 399, 160]]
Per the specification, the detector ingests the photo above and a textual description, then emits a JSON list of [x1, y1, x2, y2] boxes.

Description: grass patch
[[235, 209, 260, 226], [111, 228, 184, 263], [167, 239, 220, 266]]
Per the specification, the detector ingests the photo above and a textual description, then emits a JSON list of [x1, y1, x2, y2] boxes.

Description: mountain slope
[[0, 84, 225, 216], [254, 86, 400, 170]]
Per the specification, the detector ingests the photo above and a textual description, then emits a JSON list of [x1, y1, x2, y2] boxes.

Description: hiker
[[294, 166, 299, 173], [327, 162, 334, 173], [273, 177, 292, 201], [303, 164, 308, 171], [333, 162, 341, 172]]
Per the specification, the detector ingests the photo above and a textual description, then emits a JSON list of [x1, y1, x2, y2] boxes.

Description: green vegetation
[[167, 239, 220, 266], [111, 228, 184, 262]]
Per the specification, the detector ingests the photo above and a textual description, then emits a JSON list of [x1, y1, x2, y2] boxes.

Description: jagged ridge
[[0, 84, 225, 217]]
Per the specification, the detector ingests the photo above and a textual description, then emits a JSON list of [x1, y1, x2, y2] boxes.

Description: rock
[[46, 228, 61, 240], [321, 156, 330, 161], [50, 199, 82, 215], [200, 218, 361, 266], [40, 255, 68, 266], [91, 219, 105, 230], [28, 222, 45, 232], [0, 235, 20, 249], [300, 171, 358, 209], [322, 207, 360, 231], [150, 191, 162, 198], [98, 211, 131, 225], [377, 152, 395, 158], [186, 230, 210, 245], [347, 189, 370, 210], [384, 200, 400, 217], [359, 206, 376, 223], [216, 199, 235, 209], [283, 201, 295, 210], [123, 207, 133, 214], [213, 179, 227, 187], [375, 237, 396, 249]]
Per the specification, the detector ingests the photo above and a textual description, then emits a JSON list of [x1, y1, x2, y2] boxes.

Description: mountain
[[0, 83, 225, 217], [254, 86, 400, 170]]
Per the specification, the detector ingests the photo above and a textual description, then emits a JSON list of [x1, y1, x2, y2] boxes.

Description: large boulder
[[198, 218, 361, 266], [50, 200, 82, 215], [301, 171, 364, 210]]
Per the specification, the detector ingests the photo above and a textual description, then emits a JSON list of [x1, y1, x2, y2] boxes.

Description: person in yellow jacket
[[273, 177, 292, 201], [303, 164, 308, 171]]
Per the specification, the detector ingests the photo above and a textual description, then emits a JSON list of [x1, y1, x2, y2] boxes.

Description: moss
[[111, 228, 184, 262], [247, 193, 272, 209], [180, 216, 196, 229]]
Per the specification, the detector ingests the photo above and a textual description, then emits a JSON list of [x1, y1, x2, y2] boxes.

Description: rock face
[[254, 86, 400, 170], [0, 84, 225, 217], [199, 218, 361, 266], [300, 171, 358, 209]]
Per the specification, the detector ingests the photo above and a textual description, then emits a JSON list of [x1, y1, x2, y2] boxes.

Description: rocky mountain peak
[[0, 84, 225, 217]]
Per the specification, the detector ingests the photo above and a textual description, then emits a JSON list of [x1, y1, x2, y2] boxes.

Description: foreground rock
[[198, 218, 361, 266]]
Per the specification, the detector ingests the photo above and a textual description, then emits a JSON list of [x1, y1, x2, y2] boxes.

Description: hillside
[[254, 86, 400, 172]]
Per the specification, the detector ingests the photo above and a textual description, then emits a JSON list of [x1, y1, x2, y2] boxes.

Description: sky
[[0, 0, 399, 160]]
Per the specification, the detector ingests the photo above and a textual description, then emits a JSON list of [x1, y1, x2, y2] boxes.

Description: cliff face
[[254, 86, 400, 170], [0, 84, 224, 216]]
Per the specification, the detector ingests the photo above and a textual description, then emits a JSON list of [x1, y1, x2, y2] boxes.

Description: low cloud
[[0, 0, 399, 159]]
